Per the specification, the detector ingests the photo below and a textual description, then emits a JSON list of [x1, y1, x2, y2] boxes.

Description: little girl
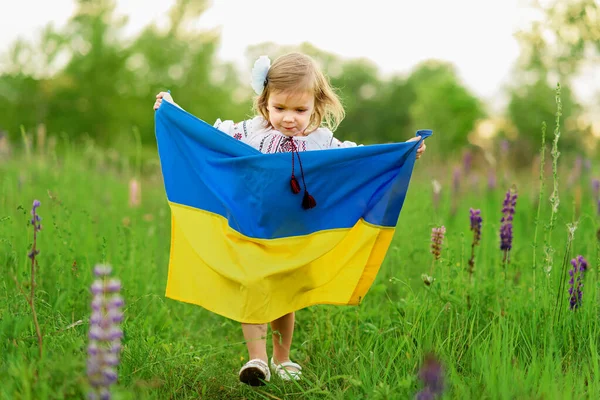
[[153, 52, 426, 386]]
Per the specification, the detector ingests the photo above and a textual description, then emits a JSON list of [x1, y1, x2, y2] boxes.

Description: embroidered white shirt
[[213, 116, 359, 153]]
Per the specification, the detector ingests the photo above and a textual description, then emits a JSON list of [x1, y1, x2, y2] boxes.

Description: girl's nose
[[283, 112, 294, 122]]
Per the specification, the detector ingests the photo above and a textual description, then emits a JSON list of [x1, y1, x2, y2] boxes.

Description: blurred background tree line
[[0, 0, 599, 168]]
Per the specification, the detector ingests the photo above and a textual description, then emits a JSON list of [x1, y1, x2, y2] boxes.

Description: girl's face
[[267, 90, 315, 137]]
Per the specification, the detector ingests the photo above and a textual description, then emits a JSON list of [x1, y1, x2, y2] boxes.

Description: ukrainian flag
[[155, 100, 431, 323]]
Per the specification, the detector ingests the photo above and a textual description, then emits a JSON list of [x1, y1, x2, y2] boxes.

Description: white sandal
[[270, 357, 302, 381], [239, 358, 271, 386]]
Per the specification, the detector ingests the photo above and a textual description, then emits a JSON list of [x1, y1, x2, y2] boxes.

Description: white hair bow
[[251, 55, 271, 95]]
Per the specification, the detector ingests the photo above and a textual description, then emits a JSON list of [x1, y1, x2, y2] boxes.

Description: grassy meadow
[[1, 121, 600, 399]]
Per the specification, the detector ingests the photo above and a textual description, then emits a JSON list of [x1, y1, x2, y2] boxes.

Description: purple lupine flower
[[87, 264, 124, 400], [430, 226, 446, 261], [27, 200, 42, 259], [416, 388, 435, 400], [568, 255, 588, 310], [415, 353, 444, 399], [500, 187, 518, 263], [31, 200, 42, 229], [105, 279, 121, 293], [94, 264, 112, 277], [26, 199, 44, 359], [577, 255, 588, 272], [467, 208, 483, 283], [469, 209, 482, 246]]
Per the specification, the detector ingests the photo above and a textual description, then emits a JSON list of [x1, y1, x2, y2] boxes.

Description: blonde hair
[[253, 52, 345, 133]]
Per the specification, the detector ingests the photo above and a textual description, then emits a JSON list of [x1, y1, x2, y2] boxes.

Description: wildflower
[[430, 226, 446, 261], [416, 389, 435, 400], [469, 209, 482, 246], [415, 353, 444, 399], [24, 199, 44, 358], [421, 273, 434, 287], [31, 200, 42, 229], [87, 264, 124, 400], [467, 209, 483, 283], [28, 200, 42, 259], [500, 186, 518, 263], [568, 256, 588, 310], [94, 264, 112, 276]]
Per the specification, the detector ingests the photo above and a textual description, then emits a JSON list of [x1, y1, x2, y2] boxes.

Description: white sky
[[0, 0, 598, 114]]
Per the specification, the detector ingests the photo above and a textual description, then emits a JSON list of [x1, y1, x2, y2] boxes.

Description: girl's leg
[[270, 312, 298, 370], [241, 323, 268, 362], [239, 323, 270, 386]]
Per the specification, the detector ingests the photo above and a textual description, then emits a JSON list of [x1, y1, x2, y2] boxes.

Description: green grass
[[1, 132, 599, 399]]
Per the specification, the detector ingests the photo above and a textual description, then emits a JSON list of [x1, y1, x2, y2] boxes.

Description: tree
[[504, 0, 599, 158], [406, 60, 486, 151], [507, 80, 579, 156], [0, 0, 247, 147]]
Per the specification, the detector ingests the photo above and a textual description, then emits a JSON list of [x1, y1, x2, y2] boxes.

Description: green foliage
[[507, 80, 580, 163], [406, 61, 485, 151], [541, 0, 600, 76], [505, 0, 600, 159], [1, 0, 598, 159], [0, 6, 486, 154], [1, 122, 600, 398], [0, 0, 247, 147]]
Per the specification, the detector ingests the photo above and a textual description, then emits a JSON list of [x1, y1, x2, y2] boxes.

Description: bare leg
[[239, 323, 269, 386], [241, 323, 268, 362], [270, 312, 299, 372]]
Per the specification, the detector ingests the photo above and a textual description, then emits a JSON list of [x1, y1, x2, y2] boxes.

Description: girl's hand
[[406, 136, 427, 159], [154, 91, 174, 110]]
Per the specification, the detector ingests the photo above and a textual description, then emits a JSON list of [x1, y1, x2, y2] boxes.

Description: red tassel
[[302, 191, 317, 209], [290, 175, 301, 194]]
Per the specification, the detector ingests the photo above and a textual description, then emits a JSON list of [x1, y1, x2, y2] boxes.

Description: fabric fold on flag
[[155, 100, 431, 323]]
